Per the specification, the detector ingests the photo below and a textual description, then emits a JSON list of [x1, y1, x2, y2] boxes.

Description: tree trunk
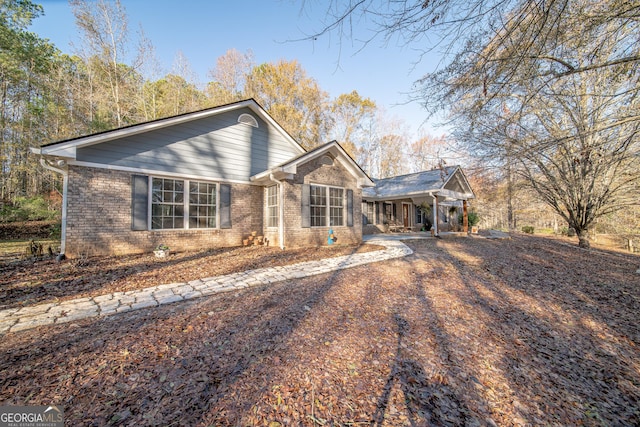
[[506, 158, 515, 231], [576, 228, 591, 248]]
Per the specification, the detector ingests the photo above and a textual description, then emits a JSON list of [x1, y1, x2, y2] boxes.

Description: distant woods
[[3, 0, 638, 241], [0, 0, 448, 206]]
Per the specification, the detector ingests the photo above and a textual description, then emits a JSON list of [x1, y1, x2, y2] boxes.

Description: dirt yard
[[1, 234, 639, 426]]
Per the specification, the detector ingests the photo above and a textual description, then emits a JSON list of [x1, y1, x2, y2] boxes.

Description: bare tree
[[207, 49, 254, 106], [309, 0, 640, 247], [70, 0, 147, 127], [407, 132, 447, 172], [446, 6, 640, 247]]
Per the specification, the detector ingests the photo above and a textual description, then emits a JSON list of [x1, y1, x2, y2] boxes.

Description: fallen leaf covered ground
[[1, 234, 639, 426], [0, 244, 379, 310]]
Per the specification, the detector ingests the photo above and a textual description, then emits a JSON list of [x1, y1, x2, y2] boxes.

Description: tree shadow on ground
[[372, 314, 474, 426], [0, 266, 345, 426], [405, 235, 640, 425]]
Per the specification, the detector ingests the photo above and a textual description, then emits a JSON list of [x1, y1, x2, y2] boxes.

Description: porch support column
[[463, 199, 469, 233], [278, 180, 285, 249], [433, 195, 439, 236]]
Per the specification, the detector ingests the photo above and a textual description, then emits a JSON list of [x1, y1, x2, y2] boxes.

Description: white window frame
[[150, 177, 218, 230], [329, 187, 345, 227], [238, 113, 259, 128], [266, 185, 278, 228], [309, 184, 345, 228], [188, 181, 218, 229]]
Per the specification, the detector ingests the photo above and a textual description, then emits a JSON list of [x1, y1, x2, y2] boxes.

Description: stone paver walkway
[[0, 237, 416, 334]]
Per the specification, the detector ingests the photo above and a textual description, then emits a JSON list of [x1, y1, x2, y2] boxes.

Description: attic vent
[[238, 113, 258, 128], [320, 155, 334, 166]]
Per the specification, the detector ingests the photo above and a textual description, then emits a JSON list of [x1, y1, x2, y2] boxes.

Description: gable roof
[[32, 99, 305, 159], [363, 166, 475, 201], [251, 140, 375, 188]]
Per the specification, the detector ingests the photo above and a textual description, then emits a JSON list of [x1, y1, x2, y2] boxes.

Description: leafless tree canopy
[[308, 0, 640, 247]]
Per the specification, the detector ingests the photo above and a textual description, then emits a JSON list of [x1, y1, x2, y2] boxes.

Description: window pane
[[151, 178, 186, 230], [328, 187, 344, 226], [267, 185, 278, 228], [188, 181, 217, 229], [174, 217, 184, 228], [311, 206, 326, 227]]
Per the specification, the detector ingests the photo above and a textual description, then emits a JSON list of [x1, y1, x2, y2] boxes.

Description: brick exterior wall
[[281, 156, 363, 248], [65, 166, 263, 257]]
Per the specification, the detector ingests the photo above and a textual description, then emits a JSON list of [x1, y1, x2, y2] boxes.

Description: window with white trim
[[309, 185, 344, 227], [329, 187, 344, 226], [152, 178, 185, 229], [310, 185, 327, 227], [151, 177, 217, 230], [267, 185, 278, 228], [189, 181, 217, 228]]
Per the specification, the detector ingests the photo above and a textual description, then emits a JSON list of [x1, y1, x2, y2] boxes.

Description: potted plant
[[418, 202, 432, 232], [154, 243, 170, 258], [459, 210, 480, 233]]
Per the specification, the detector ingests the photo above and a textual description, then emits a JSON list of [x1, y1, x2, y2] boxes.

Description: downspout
[[40, 158, 68, 256], [268, 174, 285, 250]]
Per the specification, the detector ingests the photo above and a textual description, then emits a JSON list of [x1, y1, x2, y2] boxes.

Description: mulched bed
[[1, 234, 639, 426], [0, 244, 380, 310]]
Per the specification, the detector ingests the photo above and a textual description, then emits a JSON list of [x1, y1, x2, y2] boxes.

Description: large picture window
[[151, 177, 217, 230], [267, 185, 278, 228]]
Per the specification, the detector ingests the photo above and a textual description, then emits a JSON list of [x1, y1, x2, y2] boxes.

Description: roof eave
[[252, 140, 374, 188]]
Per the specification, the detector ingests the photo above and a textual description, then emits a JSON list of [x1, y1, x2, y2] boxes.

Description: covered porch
[[361, 166, 476, 236]]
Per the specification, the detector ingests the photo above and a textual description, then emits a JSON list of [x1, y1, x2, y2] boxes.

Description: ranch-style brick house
[[32, 99, 475, 258]]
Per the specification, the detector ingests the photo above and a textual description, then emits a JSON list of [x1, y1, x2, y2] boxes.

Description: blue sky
[[30, 0, 443, 140]]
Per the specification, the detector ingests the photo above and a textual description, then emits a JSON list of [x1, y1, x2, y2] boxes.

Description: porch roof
[[362, 166, 475, 201]]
